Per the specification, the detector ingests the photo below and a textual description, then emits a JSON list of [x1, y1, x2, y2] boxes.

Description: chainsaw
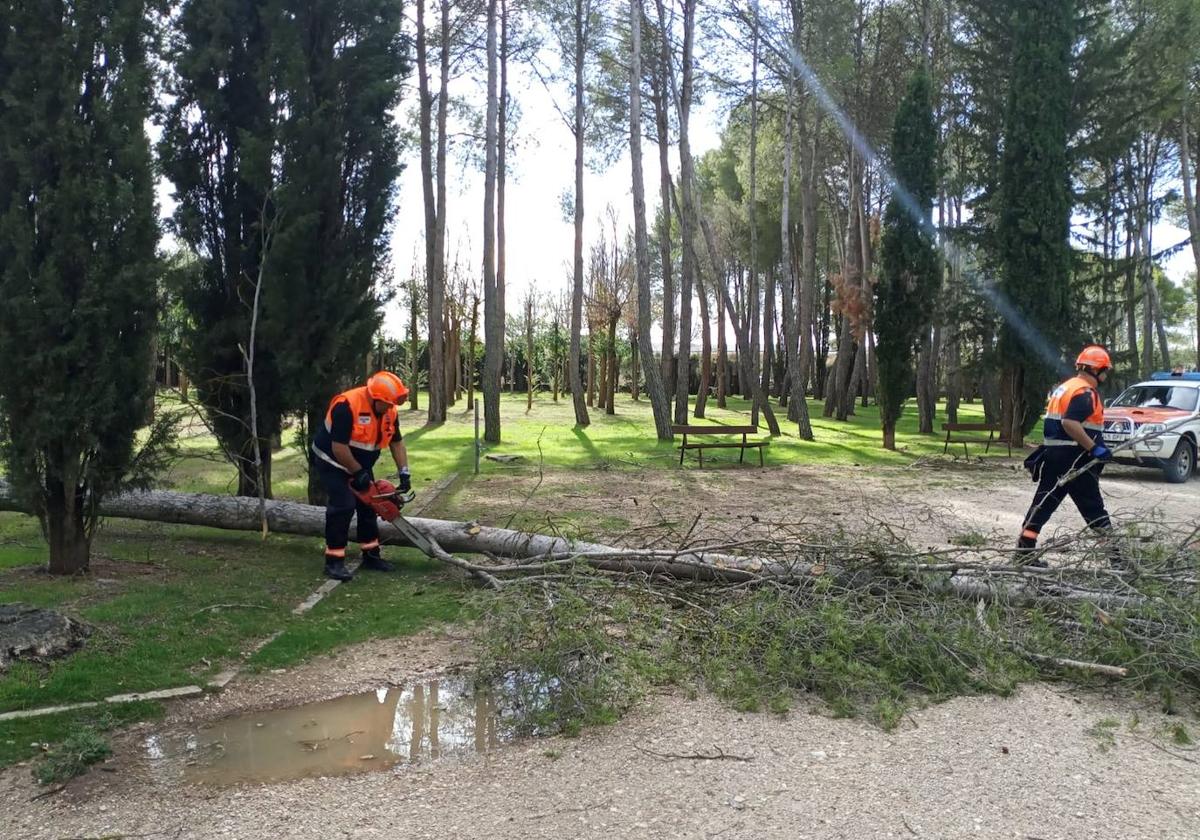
[[350, 478, 437, 558]]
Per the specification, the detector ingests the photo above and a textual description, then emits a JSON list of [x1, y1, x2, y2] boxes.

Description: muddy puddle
[[143, 676, 504, 786]]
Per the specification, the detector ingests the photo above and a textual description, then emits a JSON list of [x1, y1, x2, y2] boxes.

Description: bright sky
[[382, 61, 724, 339]]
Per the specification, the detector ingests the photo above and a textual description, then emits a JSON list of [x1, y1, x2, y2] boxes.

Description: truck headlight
[[1136, 423, 1165, 435]]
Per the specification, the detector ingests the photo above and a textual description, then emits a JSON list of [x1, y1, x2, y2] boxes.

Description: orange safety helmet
[[366, 371, 409, 405], [1075, 345, 1112, 373]]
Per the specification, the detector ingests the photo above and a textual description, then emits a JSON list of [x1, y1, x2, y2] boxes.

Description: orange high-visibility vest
[[313, 386, 398, 470], [1042, 376, 1103, 447]]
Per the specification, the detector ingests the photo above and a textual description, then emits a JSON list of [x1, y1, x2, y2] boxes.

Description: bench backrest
[[941, 423, 999, 432], [671, 425, 759, 435]]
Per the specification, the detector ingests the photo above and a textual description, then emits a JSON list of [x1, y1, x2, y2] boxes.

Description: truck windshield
[[1112, 386, 1199, 412]]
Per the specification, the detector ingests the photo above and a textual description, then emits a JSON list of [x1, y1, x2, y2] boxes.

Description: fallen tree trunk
[[0, 479, 775, 583], [0, 479, 1147, 609]]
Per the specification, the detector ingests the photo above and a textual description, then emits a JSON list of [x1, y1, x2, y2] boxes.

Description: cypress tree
[[876, 70, 939, 451], [0, 0, 164, 573], [996, 0, 1076, 443], [159, 0, 284, 498], [265, 0, 406, 503]]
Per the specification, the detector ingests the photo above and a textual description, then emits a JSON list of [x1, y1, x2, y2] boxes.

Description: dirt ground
[[2, 462, 1198, 839], [457, 458, 1199, 553]]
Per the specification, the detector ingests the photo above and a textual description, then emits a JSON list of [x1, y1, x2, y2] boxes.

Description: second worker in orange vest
[[311, 371, 411, 581], [1017, 346, 1116, 567]]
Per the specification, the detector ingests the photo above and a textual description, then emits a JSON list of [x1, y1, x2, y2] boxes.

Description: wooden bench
[[672, 425, 768, 468], [941, 422, 1010, 457]]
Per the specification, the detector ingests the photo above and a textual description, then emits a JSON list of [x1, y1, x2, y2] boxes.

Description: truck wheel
[[1163, 438, 1196, 484]]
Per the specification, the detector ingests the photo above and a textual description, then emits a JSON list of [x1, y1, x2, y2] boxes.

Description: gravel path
[[2, 679, 1197, 839]]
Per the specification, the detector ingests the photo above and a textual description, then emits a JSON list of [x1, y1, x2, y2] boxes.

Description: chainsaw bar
[[384, 512, 438, 558]]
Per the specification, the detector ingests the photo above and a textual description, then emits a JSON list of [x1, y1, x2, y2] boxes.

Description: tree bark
[[716, 284, 728, 408], [434, 1, 451, 414], [700, 219, 781, 435], [671, 0, 698, 425], [418, 0, 448, 424], [43, 477, 90, 575], [1181, 95, 1200, 366], [408, 279, 421, 412], [746, 13, 762, 427], [652, 0, 675, 401], [481, 0, 501, 442], [695, 270, 712, 418], [525, 294, 534, 412], [569, 0, 591, 427], [497, 0, 509, 355], [605, 314, 618, 414], [467, 295, 479, 410]]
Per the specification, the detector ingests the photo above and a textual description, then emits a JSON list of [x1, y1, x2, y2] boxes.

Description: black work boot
[[324, 555, 354, 581], [360, 548, 394, 572], [1015, 535, 1048, 568]]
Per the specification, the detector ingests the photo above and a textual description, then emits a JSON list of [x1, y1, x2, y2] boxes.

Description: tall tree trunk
[[416, 0, 445, 423], [672, 0, 698, 425], [695, 272, 711, 418], [917, 332, 935, 433], [525, 295, 534, 412], [598, 329, 610, 409], [497, 0, 509, 367], [746, 15, 761, 427], [716, 286, 728, 408], [652, 0, 675, 401], [826, 151, 863, 421], [569, 0, 590, 427], [606, 315, 618, 414], [467, 295, 479, 410], [630, 327, 640, 401], [408, 281, 420, 411], [1181, 95, 1200, 366], [481, 0, 501, 443], [760, 266, 775, 410], [790, 119, 818, 438], [45, 482, 90, 575], [587, 327, 597, 407], [434, 1, 451, 413], [629, 0, 671, 439], [701, 219, 781, 435]]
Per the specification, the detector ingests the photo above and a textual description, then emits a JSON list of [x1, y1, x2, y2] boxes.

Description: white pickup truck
[[1103, 372, 1200, 484]]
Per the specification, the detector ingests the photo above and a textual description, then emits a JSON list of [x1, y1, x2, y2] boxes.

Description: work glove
[[350, 468, 372, 491], [1091, 444, 1113, 462], [398, 469, 412, 494]]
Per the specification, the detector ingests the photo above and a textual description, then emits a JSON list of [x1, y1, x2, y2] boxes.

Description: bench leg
[[698, 448, 703, 469], [962, 442, 969, 459], [758, 447, 764, 467], [679, 445, 685, 467], [943, 436, 950, 455]]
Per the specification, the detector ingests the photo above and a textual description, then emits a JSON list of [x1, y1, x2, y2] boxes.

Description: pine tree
[[159, 0, 284, 498], [996, 0, 1076, 443], [0, 0, 165, 573], [265, 0, 406, 503], [876, 70, 939, 451]]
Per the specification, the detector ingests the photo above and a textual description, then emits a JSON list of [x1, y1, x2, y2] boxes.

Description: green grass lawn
[[0, 388, 996, 772], [165, 390, 1001, 500]]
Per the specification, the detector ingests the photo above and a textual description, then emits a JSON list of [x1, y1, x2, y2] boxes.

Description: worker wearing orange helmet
[[312, 371, 411, 581], [1017, 346, 1116, 567]]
